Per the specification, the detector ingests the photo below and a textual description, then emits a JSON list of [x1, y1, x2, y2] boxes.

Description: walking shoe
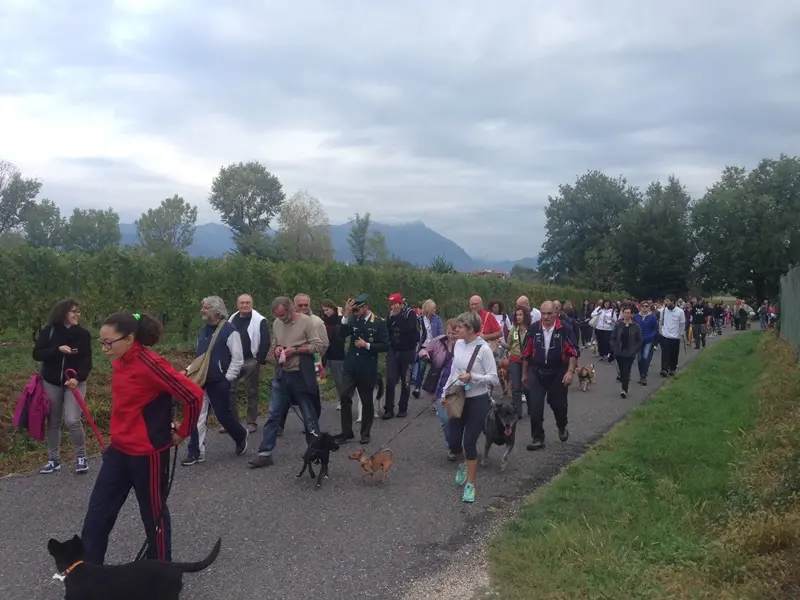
[[333, 432, 355, 444], [447, 451, 459, 461], [638, 376, 646, 385], [660, 370, 668, 378], [558, 427, 569, 442], [248, 454, 274, 469], [462, 482, 476, 503], [668, 370, 676, 377], [620, 390, 627, 399], [75, 457, 89, 473], [527, 440, 545, 451], [455, 463, 467, 486], [359, 434, 371, 445], [381, 411, 394, 420], [246, 423, 258, 434], [412, 389, 421, 399], [236, 435, 248, 456], [40, 460, 61, 474], [396, 410, 408, 418], [181, 455, 205, 466]]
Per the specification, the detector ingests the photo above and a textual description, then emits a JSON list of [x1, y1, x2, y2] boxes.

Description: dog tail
[[173, 537, 222, 573], [375, 375, 384, 400]]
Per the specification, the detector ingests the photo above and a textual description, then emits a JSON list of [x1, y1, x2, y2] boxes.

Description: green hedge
[[0, 246, 610, 337]]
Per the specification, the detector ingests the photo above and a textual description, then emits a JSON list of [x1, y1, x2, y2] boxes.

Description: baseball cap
[[388, 293, 403, 304]]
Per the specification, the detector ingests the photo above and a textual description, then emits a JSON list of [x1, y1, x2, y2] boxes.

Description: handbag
[[185, 319, 226, 388], [588, 314, 599, 328], [442, 345, 482, 420]]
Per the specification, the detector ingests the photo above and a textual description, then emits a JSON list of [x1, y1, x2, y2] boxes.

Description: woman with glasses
[[32, 298, 93, 475]]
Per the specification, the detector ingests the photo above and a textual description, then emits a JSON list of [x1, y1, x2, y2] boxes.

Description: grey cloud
[[1, 0, 799, 258]]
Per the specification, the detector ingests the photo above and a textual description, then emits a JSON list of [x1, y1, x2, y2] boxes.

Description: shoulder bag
[[442, 345, 482, 420], [185, 319, 226, 388]]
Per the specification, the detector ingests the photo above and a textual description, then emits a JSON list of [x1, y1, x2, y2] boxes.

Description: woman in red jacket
[[81, 311, 203, 565]]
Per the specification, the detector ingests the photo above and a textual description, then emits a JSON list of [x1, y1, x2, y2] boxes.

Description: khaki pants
[[229, 358, 262, 424]]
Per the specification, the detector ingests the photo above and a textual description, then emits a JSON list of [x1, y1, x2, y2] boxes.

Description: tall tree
[[347, 212, 389, 265], [571, 243, 622, 292], [208, 161, 285, 257], [692, 155, 800, 300], [0, 160, 42, 235], [429, 255, 456, 274], [275, 190, 333, 263], [136, 194, 198, 253], [614, 176, 695, 298], [24, 199, 65, 248], [538, 170, 641, 280], [62, 207, 121, 253]]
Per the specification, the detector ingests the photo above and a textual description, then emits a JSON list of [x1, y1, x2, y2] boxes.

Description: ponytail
[[102, 311, 164, 347]]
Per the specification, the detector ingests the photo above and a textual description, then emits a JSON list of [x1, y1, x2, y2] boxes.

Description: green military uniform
[[335, 294, 389, 444]]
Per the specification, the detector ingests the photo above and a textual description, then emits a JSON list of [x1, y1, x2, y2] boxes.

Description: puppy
[[577, 364, 596, 392], [297, 432, 340, 487], [357, 373, 385, 423], [48, 534, 221, 600], [481, 400, 519, 472], [587, 339, 598, 357], [349, 447, 394, 483], [496, 358, 511, 397]]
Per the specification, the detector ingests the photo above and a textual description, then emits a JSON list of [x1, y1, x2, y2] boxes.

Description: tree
[[429, 255, 455, 274], [693, 155, 800, 301], [614, 176, 695, 298], [0, 160, 42, 235], [347, 212, 389, 265], [275, 190, 333, 263], [135, 194, 198, 253], [208, 161, 285, 256], [510, 264, 541, 283], [62, 208, 121, 253], [571, 243, 622, 292], [538, 170, 641, 281], [24, 199, 65, 249]]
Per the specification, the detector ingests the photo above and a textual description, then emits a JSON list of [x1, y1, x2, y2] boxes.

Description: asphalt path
[[0, 332, 732, 600]]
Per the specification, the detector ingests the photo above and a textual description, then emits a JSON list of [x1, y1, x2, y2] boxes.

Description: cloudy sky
[[1, 1, 799, 260]]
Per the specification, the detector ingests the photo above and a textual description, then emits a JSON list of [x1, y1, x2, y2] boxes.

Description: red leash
[[64, 368, 106, 450]]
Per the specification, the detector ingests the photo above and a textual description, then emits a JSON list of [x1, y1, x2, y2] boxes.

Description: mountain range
[[119, 220, 538, 273]]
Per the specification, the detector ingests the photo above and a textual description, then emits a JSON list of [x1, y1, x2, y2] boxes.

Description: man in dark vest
[[522, 300, 578, 452], [334, 293, 389, 445]]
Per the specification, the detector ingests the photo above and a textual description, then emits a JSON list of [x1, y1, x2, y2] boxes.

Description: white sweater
[[658, 306, 685, 339], [592, 307, 616, 331], [441, 338, 499, 399]]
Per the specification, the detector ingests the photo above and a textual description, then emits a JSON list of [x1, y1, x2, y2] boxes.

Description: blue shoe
[[75, 457, 89, 473], [462, 482, 476, 503], [40, 460, 61, 474], [455, 463, 467, 486]]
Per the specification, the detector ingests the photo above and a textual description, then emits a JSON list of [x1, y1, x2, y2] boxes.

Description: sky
[[1, 1, 799, 260]]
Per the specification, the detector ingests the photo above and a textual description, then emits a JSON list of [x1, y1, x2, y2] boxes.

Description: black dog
[[481, 400, 519, 472], [48, 534, 221, 600], [297, 432, 340, 487]]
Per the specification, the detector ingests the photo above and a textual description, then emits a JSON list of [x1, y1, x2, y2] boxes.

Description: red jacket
[[110, 342, 203, 456]]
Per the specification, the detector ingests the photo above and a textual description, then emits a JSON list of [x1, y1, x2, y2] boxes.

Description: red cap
[[388, 293, 403, 304]]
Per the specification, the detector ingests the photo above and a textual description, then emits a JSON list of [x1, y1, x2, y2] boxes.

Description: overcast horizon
[[1, 1, 799, 260]]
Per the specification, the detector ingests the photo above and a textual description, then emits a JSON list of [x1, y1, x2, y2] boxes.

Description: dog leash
[[367, 401, 432, 458]]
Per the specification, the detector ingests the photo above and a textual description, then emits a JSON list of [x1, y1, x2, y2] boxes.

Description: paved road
[[0, 332, 732, 600]]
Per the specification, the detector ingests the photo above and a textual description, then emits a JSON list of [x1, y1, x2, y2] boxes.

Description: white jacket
[[658, 306, 685, 339]]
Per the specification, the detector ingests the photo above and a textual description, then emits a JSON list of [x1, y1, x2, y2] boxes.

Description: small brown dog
[[496, 358, 511, 397], [349, 448, 394, 483]]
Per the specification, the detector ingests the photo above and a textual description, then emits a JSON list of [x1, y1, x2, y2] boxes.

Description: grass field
[[0, 338, 340, 476], [488, 331, 800, 599]]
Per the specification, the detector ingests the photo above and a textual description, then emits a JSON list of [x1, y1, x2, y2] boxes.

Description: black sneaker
[[359, 434, 370, 444], [620, 390, 627, 399], [381, 411, 394, 420], [333, 432, 355, 444], [236, 435, 248, 456], [660, 370, 668, 378], [558, 427, 569, 442], [641, 377, 647, 386], [247, 454, 274, 469], [527, 440, 545, 451], [396, 410, 407, 418], [412, 389, 421, 399], [668, 370, 676, 377]]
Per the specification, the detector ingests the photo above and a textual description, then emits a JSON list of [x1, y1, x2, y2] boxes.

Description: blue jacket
[[197, 320, 235, 383], [634, 313, 659, 343]]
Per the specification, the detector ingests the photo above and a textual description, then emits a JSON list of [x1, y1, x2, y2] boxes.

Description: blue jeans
[[637, 341, 654, 378], [760, 315, 767, 329], [433, 394, 450, 449], [258, 374, 319, 455], [412, 356, 428, 390]]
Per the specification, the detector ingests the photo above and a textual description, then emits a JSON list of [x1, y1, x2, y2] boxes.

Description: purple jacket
[[423, 334, 454, 398]]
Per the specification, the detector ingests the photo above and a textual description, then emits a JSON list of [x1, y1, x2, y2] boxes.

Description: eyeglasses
[[97, 335, 126, 350]]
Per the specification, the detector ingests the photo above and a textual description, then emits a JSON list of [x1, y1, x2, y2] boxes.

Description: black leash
[[134, 444, 179, 561]]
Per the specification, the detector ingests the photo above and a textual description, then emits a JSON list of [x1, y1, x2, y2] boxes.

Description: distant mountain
[[119, 221, 537, 273]]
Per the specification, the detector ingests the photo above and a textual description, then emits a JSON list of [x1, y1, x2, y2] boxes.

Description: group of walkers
[[26, 290, 762, 565]]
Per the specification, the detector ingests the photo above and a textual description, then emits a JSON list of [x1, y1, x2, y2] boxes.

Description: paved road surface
[[0, 333, 731, 599]]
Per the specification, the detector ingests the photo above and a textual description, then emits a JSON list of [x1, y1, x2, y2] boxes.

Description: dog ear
[[47, 539, 60, 554]]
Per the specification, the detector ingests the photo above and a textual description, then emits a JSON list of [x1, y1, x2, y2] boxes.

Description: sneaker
[[412, 389, 421, 399], [455, 463, 467, 486], [181, 455, 205, 467], [462, 482, 476, 503], [447, 451, 459, 462], [641, 377, 648, 386], [396, 410, 407, 418], [248, 453, 274, 469], [527, 440, 545, 451], [75, 457, 89, 473], [333, 432, 355, 444], [236, 435, 248, 456], [620, 390, 628, 399], [558, 427, 569, 442], [40, 460, 61, 474]]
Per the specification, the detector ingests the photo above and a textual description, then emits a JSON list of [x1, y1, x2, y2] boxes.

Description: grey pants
[[43, 381, 87, 460], [327, 360, 346, 400], [229, 358, 262, 424]]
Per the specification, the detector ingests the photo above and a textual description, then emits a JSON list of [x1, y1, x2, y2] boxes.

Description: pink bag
[[13, 373, 50, 442]]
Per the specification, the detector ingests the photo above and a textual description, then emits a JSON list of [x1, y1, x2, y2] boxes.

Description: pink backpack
[[13, 373, 50, 442]]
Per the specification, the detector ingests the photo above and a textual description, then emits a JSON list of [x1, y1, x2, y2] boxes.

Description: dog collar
[[64, 560, 84, 576]]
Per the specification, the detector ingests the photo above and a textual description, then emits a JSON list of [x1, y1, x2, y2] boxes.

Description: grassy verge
[[0, 341, 342, 476], [488, 331, 800, 599]]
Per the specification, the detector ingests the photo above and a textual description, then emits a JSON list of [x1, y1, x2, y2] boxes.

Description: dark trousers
[[579, 323, 594, 346], [528, 366, 569, 442], [189, 379, 246, 458], [446, 393, 491, 461], [278, 385, 322, 431], [508, 359, 526, 417], [596, 329, 612, 358], [660, 337, 680, 373], [616, 356, 635, 392], [339, 369, 377, 437], [81, 445, 171, 564], [693, 323, 707, 348], [385, 348, 415, 413]]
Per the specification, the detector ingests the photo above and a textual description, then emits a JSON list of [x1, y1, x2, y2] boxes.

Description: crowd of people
[[25, 290, 763, 564]]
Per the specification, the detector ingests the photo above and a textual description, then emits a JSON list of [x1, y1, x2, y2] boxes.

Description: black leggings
[[447, 393, 491, 461]]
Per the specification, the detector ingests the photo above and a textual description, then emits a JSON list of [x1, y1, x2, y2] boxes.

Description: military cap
[[352, 293, 370, 307]]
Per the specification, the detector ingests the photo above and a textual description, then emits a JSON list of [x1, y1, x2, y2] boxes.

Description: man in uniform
[[333, 294, 389, 445]]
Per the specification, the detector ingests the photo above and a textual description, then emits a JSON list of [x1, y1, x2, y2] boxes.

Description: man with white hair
[[183, 295, 248, 466]]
